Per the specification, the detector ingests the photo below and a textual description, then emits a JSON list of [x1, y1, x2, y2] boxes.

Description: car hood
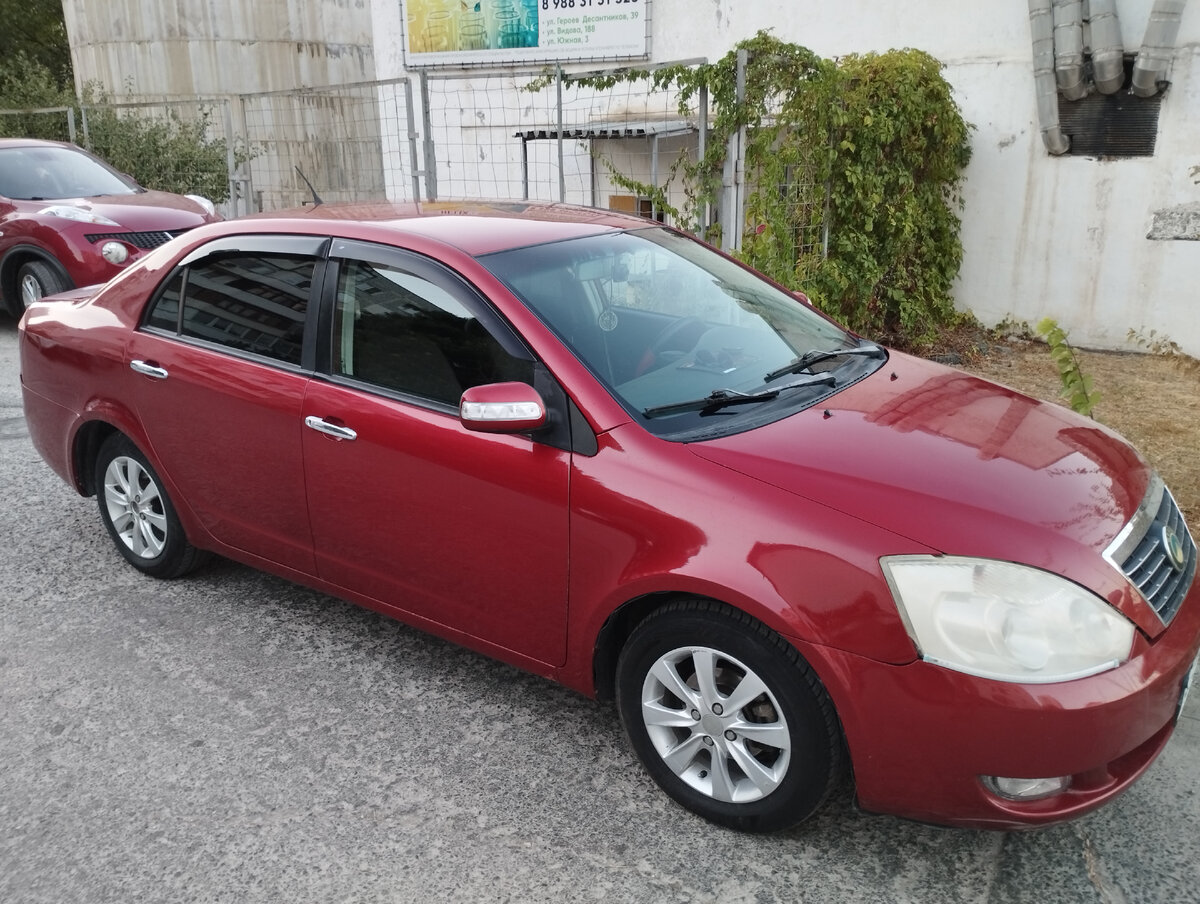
[[689, 351, 1151, 586], [21, 190, 217, 229]]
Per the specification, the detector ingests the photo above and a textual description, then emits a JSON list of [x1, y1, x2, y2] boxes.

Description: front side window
[[143, 253, 315, 366], [332, 258, 532, 407]]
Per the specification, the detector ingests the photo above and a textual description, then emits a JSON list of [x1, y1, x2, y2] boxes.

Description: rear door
[[125, 235, 326, 572], [301, 240, 571, 665]]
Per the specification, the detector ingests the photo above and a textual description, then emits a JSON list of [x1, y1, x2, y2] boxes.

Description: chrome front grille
[[1105, 474, 1197, 625]]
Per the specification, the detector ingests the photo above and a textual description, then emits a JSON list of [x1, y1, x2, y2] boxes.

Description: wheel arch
[[592, 591, 804, 703], [72, 418, 122, 496], [1, 245, 73, 309]]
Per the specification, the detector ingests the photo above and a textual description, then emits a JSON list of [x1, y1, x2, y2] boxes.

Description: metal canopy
[[514, 118, 696, 141]]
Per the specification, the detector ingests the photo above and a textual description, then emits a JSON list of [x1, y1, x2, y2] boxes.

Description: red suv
[[0, 138, 221, 317]]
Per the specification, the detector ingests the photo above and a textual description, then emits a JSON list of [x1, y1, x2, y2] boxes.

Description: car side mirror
[[794, 290, 813, 306], [459, 382, 547, 434]]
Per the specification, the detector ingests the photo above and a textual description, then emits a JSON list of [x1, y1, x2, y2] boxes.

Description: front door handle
[[130, 359, 168, 379], [304, 415, 357, 441]]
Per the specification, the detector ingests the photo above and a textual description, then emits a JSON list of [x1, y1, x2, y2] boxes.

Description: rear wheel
[[94, 433, 207, 579], [15, 259, 70, 314], [616, 600, 843, 832]]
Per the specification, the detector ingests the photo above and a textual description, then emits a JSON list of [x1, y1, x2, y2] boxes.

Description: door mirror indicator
[[460, 382, 547, 433]]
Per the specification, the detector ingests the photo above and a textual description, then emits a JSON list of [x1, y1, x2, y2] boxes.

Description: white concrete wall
[[373, 0, 1200, 355], [62, 0, 376, 97]]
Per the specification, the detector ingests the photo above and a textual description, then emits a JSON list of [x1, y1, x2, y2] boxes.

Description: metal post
[[733, 48, 748, 253], [556, 66, 566, 203], [239, 97, 257, 213], [80, 104, 90, 148], [651, 133, 660, 221], [589, 138, 596, 208], [698, 83, 708, 236], [404, 78, 422, 202], [420, 72, 438, 201], [521, 136, 530, 200], [222, 100, 237, 217], [67, 107, 77, 144]]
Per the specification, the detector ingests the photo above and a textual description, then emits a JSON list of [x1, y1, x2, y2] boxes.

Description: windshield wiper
[[643, 374, 836, 419], [764, 344, 885, 383]]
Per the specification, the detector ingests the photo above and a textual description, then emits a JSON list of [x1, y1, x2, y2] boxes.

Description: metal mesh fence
[[0, 106, 79, 143], [422, 64, 708, 232], [0, 54, 828, 253], [239, 78, 417, 212], [75, 98, 238, 212]]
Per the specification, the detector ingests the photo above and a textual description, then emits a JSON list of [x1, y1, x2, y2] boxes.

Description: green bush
[[0, 57, 237, 203], [550, 33, 974, 348]]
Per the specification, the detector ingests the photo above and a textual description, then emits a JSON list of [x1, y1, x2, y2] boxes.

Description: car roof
[[239, 199, 655, 256], [0, 138, 76, 151]]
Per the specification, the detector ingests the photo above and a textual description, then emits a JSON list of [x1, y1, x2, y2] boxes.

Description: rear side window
[[144, 254, 315, 366]]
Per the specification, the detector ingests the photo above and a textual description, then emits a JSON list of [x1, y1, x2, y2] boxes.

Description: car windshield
[[0, 146, 139, 201], [480, 227, 883, 439]]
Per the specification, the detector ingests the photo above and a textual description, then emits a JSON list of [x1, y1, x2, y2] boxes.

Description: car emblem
[[1162, 525, 1188, 572]]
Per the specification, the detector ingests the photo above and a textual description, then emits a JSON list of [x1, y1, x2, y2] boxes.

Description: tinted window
[[146, 254, 315, 365], [146, 271, 183, 333], [333, 259, 532, 406]]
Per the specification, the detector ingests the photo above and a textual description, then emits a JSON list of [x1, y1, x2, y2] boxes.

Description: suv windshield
[[481, 227, 884, 439], [0, 146, 139, 201]]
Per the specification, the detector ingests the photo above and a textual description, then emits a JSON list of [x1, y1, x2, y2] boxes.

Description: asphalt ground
[[1, 317, 1198, 904]]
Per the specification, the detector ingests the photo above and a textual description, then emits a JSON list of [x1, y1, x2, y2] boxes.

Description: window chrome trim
[[1103, 473, 1165, 571]]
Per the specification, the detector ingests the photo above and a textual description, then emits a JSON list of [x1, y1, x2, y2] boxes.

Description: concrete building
[[370, 0, 1200, 356]]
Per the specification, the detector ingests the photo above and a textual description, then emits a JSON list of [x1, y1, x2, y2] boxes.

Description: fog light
[[101, 241, 129, 265], [983, 775, 1071, 801]]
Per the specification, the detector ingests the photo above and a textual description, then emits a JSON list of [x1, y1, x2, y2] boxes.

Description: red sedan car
[[19, 201, 1200, 831], [0, 138, 221, 318]]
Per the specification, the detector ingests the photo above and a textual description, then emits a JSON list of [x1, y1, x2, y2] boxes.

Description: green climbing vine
[[1036, 317, 1101, 417], [534, 32, 973, 347]]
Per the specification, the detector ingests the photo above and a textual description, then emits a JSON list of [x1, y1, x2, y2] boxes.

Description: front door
[[301, 243, 571, 665]]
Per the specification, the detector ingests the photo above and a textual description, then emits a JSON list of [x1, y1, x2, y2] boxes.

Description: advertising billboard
[[402, 0, 650, 67]]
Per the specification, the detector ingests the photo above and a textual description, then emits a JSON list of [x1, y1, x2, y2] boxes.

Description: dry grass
[[958, 341, 1200, 527]]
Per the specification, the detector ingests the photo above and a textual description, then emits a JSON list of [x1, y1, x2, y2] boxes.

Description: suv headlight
[[881, 556, 1135, 683], [38, 205, 120, 226]]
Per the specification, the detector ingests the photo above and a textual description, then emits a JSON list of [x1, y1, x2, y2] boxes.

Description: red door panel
[[125, 331, 316, 572], [301, 379, 570, 666]]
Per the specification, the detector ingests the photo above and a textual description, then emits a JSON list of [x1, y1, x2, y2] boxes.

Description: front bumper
[[796, 580, 1200, 830]]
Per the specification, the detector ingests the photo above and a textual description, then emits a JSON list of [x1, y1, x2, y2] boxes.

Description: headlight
[[881, 556, 1135, 683], [185, 194, 217, 216], [100, 241, 129, 264], [38, 205, 120, 226]]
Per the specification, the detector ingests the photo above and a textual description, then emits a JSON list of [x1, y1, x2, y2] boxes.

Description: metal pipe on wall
[[1089, 0, 1126, 95], [1052, 0, 1088, 100], [1029, 0, 1070, 154], [1132, 0, 1189, 97]]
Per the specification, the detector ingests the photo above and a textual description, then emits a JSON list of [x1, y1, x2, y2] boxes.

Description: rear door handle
[[130, 360, 169, 379], [304, 415, 357, 441]]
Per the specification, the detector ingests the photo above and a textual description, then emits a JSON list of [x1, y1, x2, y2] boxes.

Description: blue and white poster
[[403, 0, 649, 66]]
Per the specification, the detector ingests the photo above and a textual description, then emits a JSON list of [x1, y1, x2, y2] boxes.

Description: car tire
[[94, 433, 208, 579], [15, 259, 70, 315], [616, 599, 844, 832]]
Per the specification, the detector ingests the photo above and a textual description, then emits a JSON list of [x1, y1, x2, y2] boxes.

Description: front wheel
[[94, 433, 207, 579], [616, 600, 843, 832], [14, 259, 70, 316]]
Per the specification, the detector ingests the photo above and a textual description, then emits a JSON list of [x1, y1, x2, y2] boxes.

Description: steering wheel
[[635, 316, 707, 376]]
